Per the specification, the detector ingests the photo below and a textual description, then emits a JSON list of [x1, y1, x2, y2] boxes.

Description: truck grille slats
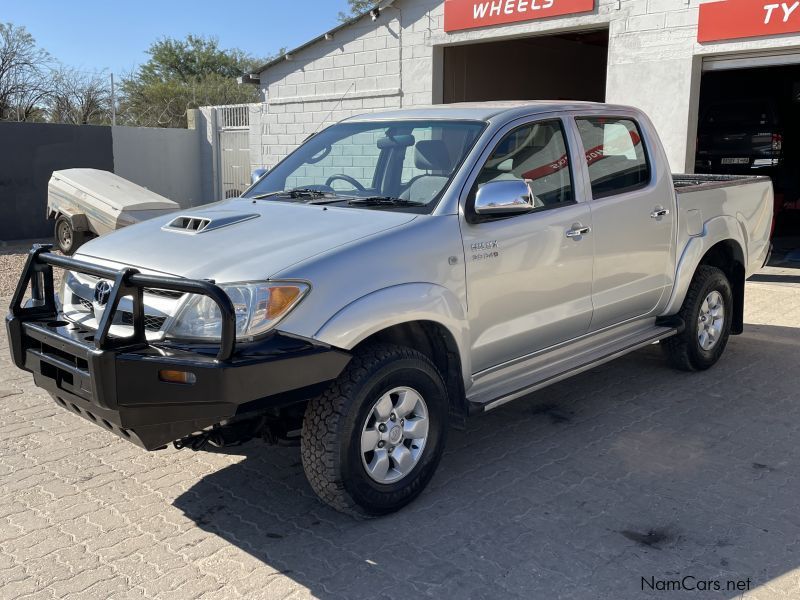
[[69, 290, 171, 333], [143, 288, 184, 299], [119, 312, 167, 331]]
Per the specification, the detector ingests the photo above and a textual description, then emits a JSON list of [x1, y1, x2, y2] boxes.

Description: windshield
[[244, 120, 485, 211]]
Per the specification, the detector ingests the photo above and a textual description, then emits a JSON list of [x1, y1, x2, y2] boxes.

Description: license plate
[[721, 157, 750, 165]]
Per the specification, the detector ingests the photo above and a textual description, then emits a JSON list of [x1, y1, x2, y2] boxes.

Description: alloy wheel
[[360, 386, 429, 484]]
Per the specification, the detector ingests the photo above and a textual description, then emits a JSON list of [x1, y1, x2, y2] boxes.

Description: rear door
[[460, 116, 594, 373], [573, 115, 675, 331]]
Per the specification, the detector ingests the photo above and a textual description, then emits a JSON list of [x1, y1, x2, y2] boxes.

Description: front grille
[[66, 277, 177, 335], [144, 288, 184, 300], [119, 312, 167, 331], [71, 293, 167, 332], [74, 288, 182, 304]]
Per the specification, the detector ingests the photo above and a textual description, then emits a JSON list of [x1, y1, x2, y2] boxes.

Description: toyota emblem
[[93, 280, 113, 306]]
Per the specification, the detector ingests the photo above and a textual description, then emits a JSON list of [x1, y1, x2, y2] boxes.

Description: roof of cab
[[343, 101, 637, 124]]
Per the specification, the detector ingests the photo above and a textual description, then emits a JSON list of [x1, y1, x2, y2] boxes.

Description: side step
[[468, 324, 677, 414]]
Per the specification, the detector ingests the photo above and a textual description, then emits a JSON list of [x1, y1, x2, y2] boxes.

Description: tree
[[48, 67, 111, 125], [339, 0, 377, 21], [119, 35, 266, 128], [0, 23, 52, 121]]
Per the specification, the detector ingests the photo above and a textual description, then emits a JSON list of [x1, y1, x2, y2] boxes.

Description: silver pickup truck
[[7, 102, 773, 516]]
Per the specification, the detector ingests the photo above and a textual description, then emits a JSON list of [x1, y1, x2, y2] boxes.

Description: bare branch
[[47, 67, 111, 125], [0, 22, 53, 121]]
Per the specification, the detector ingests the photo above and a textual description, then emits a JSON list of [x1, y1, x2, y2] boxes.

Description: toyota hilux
[[7, 102, 773, 516]]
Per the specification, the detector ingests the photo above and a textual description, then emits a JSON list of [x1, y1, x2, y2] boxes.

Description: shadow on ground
[[175, 324, 799, 599]]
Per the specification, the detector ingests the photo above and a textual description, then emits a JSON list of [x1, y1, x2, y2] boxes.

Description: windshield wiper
[[347, 196, 425, 208], [250, 188, 332, 200]]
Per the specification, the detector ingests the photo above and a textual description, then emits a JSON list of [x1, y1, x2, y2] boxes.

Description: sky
[[2, 0, 353, 76]]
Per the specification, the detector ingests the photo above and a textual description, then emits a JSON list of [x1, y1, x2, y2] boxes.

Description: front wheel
[[301, 343, 449, 516], [661, 265, 733, 371]]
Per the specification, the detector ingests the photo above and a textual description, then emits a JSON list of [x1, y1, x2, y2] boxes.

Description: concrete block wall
[[255, 0, 800, 172], [283, 129, 386, 188], [257, 11, 406, 169]]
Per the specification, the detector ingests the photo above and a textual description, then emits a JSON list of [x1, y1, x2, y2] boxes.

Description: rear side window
[[575, 117, 650, 199]]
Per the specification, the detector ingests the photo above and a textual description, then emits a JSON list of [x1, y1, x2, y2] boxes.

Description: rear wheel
[[301, 343, 448, 516], [661, 265, 733, 371], [54, 215, 87, 255]]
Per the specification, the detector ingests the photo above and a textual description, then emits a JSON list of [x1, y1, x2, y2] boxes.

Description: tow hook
[[173, 415, 273, 451], [173, 431, 224, 451]]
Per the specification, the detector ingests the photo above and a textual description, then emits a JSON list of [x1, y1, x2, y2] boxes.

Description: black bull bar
[[9, 244, 237, 361], [6, 245, 351, 450]]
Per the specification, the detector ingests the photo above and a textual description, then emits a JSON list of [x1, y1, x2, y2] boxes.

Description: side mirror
[[474, 180, 534, 217], [251, 168, 268, 183]]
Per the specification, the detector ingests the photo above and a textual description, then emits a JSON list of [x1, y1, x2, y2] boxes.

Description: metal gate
[[216, 105, 251, 199]]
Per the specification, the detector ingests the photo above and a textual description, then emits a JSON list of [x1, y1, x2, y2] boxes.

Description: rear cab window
[[575, 117, 651, 199]]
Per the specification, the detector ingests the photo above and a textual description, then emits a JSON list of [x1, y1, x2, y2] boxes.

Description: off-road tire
[[661, 265, 733, 371], [301, 343, 449, 516]]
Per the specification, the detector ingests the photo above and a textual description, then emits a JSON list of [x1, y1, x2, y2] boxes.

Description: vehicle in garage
[[7, 102, 773, 516], [695, 65, 800, 248], [695, 98, 783, 175]]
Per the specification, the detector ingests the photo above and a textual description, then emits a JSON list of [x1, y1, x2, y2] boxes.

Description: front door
[[573, 116, 675, 331], [460, 118, 594, 374]]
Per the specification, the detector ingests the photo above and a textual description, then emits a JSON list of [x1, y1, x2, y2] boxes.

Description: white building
[[239, 0, 800, 179]]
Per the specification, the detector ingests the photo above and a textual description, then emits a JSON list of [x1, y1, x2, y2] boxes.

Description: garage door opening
[[442, 29, 609, 104], [696, 63, 800, 257]]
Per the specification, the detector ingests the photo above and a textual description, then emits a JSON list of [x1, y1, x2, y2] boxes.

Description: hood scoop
[[163, 213, 259, 234]]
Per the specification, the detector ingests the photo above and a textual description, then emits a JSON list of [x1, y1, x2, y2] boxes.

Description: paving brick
[[1, 282, 800, 598]]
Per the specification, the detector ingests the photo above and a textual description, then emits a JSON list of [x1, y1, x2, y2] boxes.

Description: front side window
[[575, 117, 650, 199], [245, 120, 485, 211], [473, 119, 574, 209]]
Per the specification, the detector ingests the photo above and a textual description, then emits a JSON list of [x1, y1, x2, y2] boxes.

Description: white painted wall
[[254, 0, 800, 173], [111, 126, 206, 208]]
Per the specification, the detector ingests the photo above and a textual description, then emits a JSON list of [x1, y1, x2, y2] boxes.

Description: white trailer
[[47, 169, 180, 254]]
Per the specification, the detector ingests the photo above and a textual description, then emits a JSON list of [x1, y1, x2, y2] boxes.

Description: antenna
[[308, 81, 356, 139]]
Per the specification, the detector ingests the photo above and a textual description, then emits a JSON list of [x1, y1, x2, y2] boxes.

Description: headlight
[[166, 281, 308, 341]]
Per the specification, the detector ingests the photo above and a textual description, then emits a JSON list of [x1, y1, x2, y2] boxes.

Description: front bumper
[[7, 246, 350, 450]]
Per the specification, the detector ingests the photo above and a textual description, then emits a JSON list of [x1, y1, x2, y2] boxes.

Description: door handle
[[566, 225, 591, 238], [651, 207, 670, 218]]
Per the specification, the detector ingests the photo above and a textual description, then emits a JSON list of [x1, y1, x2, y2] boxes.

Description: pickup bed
[[7, 102, 773, 516]]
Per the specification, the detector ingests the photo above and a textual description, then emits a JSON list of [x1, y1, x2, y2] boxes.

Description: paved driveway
[[1, 277, 799, 599]]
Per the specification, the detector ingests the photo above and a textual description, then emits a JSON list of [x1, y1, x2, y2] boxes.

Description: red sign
[[444, 0, 596, 32], [698, 0, 800, 42]]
